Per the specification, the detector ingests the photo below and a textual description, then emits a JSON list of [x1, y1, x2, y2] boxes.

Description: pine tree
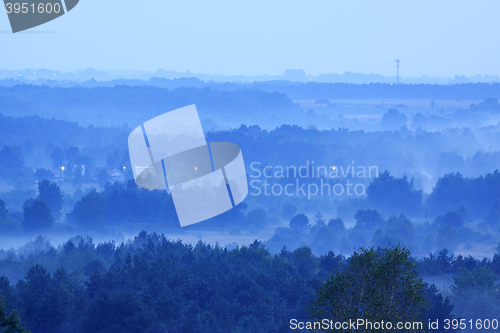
[[0, 297, 30, 333]]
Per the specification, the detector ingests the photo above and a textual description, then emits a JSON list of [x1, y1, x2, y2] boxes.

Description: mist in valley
[[0, 77, 499, 332]]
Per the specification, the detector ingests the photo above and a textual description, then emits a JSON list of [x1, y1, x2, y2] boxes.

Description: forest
[[1, 77, 500, 100], [1, 231, 499, 333], [3, 0, 500, 330], [0, 81, 499, 332]]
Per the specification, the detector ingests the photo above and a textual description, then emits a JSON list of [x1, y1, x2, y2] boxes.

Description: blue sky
[[1, 0, 499, 77]]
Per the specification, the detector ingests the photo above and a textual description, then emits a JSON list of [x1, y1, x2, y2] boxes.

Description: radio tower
[[395, 59, 401, 84]]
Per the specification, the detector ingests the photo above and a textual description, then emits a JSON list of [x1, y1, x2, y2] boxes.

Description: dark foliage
[[427, 171, 500, 218], [289, 213, 310, 230], [0, 234, 323, 333], [366, 171, 422, 216], [0, 232, 497, 333], [0, 85, 301, 127], [422, 283, 458, 333], [21, 199, 53, 234], [37, 180, 63, 220]]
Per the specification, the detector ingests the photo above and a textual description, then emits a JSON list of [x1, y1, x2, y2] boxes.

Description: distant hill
[[0, 85, 301, 127], [0, 112, 128, 153], [2, 79, 500, 101]]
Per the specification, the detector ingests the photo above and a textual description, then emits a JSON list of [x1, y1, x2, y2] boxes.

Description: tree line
[[3, 78, 500, 100], [2, 233, 488, 333]]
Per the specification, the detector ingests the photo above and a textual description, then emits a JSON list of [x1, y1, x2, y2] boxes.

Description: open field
[[294, 98, 483, 109]]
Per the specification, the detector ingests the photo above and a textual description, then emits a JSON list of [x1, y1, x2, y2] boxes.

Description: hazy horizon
[[2, 0, 500, 77], [2, 67, 500, 84]]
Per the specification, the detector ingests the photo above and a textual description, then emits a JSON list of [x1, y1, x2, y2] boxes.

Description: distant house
[[107, 169, 126, 183], [53, 169, 64, 183], [51, 165, 85, 183]]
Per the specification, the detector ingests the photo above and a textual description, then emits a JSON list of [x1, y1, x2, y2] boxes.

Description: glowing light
[[61, 166, 65, 171]]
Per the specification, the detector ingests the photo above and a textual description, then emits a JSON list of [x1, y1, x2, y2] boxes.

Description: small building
[[53, 169, 64, 183], [107, 169, 126, 183]]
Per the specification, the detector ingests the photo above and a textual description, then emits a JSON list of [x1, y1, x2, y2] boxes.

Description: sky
[[1, 0, 499, 77]]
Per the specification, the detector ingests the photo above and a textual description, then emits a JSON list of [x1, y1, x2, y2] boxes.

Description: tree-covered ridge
[[427, 171, 500, 217], [1, 169, 499, 259], [265, 207, 500, 259], [0, 234, 319, 333], [2, 78, 500, 100], [0, 113, 128, 152], [1, 110, 498, 200], [0, 233, 482, 333], [0, 85, 301, 127]]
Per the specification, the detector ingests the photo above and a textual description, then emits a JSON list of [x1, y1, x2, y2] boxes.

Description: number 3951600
[[5, 2, 61, 14], [444, 319, 499, 330]]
